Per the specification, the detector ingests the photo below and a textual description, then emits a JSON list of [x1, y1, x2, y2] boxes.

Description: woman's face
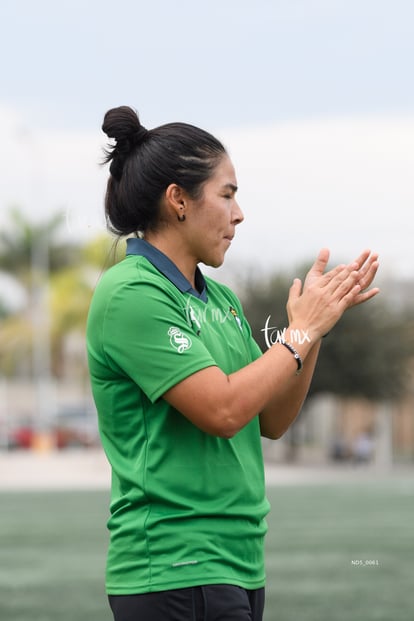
[[184, 155, 244, 268]]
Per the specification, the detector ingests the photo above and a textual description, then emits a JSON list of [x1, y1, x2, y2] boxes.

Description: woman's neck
[[144, 232, 197, 289]]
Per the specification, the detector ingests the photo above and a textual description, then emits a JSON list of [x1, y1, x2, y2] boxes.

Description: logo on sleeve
[[168, 327, 192, 353]]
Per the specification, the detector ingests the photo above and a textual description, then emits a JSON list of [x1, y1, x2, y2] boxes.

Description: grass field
[[1, 478, 413, 621]]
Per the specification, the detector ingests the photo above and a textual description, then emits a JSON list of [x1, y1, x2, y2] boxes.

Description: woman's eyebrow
[[222, 183, 238, 192]]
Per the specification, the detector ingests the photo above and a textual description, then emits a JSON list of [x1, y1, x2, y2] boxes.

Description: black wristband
[[281, 341, 303, 375]]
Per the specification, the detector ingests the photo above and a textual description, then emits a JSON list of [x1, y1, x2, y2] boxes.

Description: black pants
[[109, 584, 265, 621]]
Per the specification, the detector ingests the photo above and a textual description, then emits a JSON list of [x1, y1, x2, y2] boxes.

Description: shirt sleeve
[[101, 280, 217, 403]]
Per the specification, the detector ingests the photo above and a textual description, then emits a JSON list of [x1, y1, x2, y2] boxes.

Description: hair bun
[[102, 105, 148, 147], [102, 106, 149, 180]]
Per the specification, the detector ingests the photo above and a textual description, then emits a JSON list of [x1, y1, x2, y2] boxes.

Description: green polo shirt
[[86, 238, 270, 595]]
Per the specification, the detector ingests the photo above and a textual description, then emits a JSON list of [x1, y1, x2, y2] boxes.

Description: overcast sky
[[1, 0, 413, 280]]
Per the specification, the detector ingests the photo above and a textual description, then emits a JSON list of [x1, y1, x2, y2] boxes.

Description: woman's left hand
[[346, 249, 380, 306]]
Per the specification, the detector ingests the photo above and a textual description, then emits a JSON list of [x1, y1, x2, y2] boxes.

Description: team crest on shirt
[[168, 327, 192, 353]]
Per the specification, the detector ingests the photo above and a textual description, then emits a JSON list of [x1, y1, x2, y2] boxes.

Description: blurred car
[[2, 407, 100, 450], [53, 406, 100, 449], [7, 424, 35, 450]]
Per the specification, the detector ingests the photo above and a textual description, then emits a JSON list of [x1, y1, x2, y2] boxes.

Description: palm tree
[[47, 234, 124, 376], [0, 210, 124, 379], [0, 207, 79, 283], [0, 207, 82, 378]]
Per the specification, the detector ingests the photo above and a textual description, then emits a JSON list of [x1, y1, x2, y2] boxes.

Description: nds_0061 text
[[350, 559, 380, 567]]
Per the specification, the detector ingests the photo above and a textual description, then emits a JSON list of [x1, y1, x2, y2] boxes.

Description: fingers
[[352, 287, 380, 307], [320, 262, 354, 292], [347, 250, 379, 283], [347, 250, 380, 306], [322, 250, 380, 312], [340, 282, 363, 308], [330, 268, 361, 302], [349, 249, 372, 271], [286, 278, 303, 323], [321, 250, 378, 291], [310, 248, 330, 276], [357, 255, 379, 290], [289, 278, 303, 298]]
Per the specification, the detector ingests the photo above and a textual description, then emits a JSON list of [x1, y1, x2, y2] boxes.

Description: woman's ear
[[165, 184, 187, 220]]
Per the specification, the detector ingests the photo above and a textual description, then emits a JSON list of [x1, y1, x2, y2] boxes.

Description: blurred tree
[[0, 209, 124, 378], [309, 300, 412, 400], [48, 235, 125, 376], [0, 299, 9, 320], [0, 207, 79, 285], [0, 207, 80, 378], [0, 314, 32, 377], [81, 233, 125, 269]]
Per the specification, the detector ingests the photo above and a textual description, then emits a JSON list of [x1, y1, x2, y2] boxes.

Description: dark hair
[[101, 106, 226, 236]]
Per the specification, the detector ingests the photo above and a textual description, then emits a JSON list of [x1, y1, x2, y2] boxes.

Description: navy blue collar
[[126, 237, 207, 302]]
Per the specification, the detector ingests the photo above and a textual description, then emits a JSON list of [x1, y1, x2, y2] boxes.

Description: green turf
[[1, 479, 413, 620], [265, 480, 414, 620], [0, 490, 112, 621]]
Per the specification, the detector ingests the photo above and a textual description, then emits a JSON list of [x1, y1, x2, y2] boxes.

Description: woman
[[86, 105, 379, 621]]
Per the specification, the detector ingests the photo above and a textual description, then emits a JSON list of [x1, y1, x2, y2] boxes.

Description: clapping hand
[[286, 248, 380, 340], [303, 248, 380, 306]]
